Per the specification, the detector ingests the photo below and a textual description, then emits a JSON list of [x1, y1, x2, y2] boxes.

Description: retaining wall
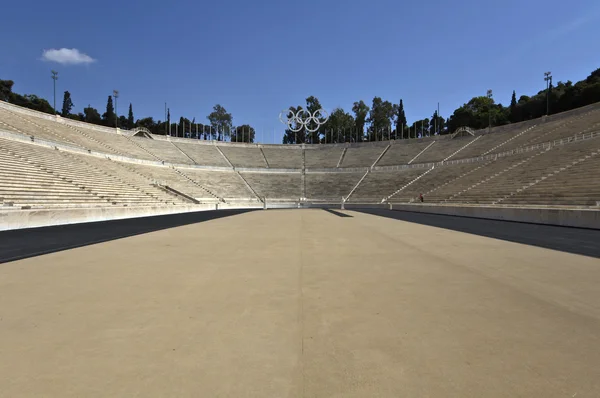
[[389, 203, 600, 229], [0, 203, 263, 231]]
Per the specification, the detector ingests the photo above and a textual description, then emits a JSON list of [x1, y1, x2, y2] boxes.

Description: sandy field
[[1, 209, 599, 397]]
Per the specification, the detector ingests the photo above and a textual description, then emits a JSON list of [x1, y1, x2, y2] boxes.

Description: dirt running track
[[1, 209, 599, 397]]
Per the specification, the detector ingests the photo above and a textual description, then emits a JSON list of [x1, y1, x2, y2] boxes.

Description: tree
[[509, 90, 518, 122], [281, 96, 327, 144], [429, 111, 445, 136], [352, 100, 369, 141], [322, 108, 355, 143], [118, 115, 128, 129], [394, 99, 408, 139], [207, 104, 232, 141], [282, 105, 305, 144], [304, 96, 326, 144], [136, 117, 157, 131], [367, 97, 394, 141], [83, 105, 102, 124], [231, 124, 256, 143], [67, 113, 85, 121], [179, 116, 185, 137], [61, 91, 73, 117], [167, 108, 171, 135], [0, 80, 14, 102], [127, 103, 134, 129], [103, 95, 115, 127]]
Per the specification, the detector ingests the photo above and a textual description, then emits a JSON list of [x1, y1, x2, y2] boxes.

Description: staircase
[[63, 123, 126, 155], [236, 172, 263, 202], [259, 147, 270, 168], [170, 141, 197, 164], [481, 125, 538, 156], [9, 110, 76, 145], [336, 148, 347, 168], [156, 184, 200, 204], [173, 168, 222, 202], [215, 145, 234, 168], [446, 149, 549, 202], [371, 145, 390, 168], [345, 170, 370, 201], [444, 136, 481, 161], [414, 160, 496, 203], [384, 167, 435, 202], [494, 149, 600, 204], [60, 151, 181, 205], [408, 141, 435, 164], [123, 135, 163, 161]]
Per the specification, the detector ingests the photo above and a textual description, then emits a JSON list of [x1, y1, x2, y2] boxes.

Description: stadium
[[2, 0, 600, 394], [2, 94, 600, 396]]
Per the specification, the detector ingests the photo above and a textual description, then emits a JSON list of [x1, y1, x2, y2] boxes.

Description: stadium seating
[[129, 137, 195, 164], [0, 145, 107, 207], [219, 145, 267, 168], [390, 163, 481, 203], [377, 140, 434, 166], [175, 168, 256, 201], [305, 172, 363, 200], [416, 136, 477, 163], [261, 147, 303, 169], [172, 141, 231, 167], [304, 146, 344, 168], [0, 138, 182, 207], [340, 145, 387, 168], [2, 100, 600, 210], [348, 168, 425, 202], [240, 172, 301, 199]]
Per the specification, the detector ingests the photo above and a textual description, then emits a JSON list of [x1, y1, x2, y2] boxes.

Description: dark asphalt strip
[[0, 209, 255, 264], [353, 208, 600, 259]]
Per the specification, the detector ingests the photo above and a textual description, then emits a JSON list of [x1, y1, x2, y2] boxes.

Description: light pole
[[51, 70, 58, 114], [112, 90, 119, 128], [544, 71, 552, 115], [487, 89, 493, 130]]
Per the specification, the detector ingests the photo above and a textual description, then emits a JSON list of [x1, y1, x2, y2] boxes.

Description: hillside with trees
[[1, 67, 599, 144]]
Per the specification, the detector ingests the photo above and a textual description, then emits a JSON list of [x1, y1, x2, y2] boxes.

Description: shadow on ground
[[323, 209, 353, 218], [354, 208, 600, 259], [0, 209, 255, 264]]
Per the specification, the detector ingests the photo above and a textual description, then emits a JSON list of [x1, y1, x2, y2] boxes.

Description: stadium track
[[0, 209, 255, 264], [353, 208, 600, 258], [1, 207, 599, 264]]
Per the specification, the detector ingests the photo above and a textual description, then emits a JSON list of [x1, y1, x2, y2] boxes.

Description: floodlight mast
[[113, 90, 119, 128], [544, 71, 552, 116], [51, 71, 58, 115]]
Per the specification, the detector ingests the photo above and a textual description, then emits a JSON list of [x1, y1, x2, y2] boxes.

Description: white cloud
[[41, 48, 96, 65]]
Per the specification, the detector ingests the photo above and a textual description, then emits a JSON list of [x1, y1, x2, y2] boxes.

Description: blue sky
[[1, 0, 599, 143]]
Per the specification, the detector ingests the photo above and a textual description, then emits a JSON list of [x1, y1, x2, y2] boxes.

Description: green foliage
[[323, 108, 355, 143], [207, 104, 232, 141], [0, 80, 14, 102], [231, 124, 255, 143], [83, 105, 102, 124], [136, 117, 156, 131], [352, 100, 369, 141], [394, 99, 408, 139], [282, 96, 328, 144], [61, 91, 73, 117], [429, 111, 445, 135], [3, 66, 600, 141], [102, 95, 115, 127], [127, 103, 134, 129], [367, 97, 394, 141]]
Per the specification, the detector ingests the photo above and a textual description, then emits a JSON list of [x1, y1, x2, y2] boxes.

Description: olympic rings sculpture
[[279, 109, 329, 133]]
